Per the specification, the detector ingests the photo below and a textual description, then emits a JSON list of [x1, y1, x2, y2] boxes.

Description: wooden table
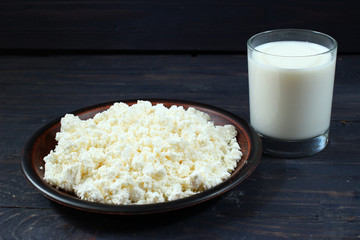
[[1, 54, 359, 239]]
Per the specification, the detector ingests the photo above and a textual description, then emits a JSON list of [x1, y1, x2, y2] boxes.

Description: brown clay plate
[[21, 99, 262, 214]]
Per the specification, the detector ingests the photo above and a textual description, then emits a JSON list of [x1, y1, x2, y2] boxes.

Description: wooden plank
[[1, 54, 360, 239], [1, 202, 359, 239], [2, 120, 359, 207], [1, 121, 360, 239], [0, 0, 359, 53], [0, 55, 359, 121]]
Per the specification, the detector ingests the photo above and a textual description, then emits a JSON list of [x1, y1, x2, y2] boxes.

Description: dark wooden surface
[[1, 0, 360, 53], [1, 54, 360, 239]]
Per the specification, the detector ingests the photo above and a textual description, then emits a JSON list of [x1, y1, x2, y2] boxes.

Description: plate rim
[[21, 99, 262, 215]]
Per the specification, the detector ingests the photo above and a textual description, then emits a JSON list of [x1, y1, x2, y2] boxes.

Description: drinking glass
[[247, 29, 337, 157]]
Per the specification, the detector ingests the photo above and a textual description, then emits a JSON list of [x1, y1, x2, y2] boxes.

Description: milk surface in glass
[[248, 41, 336, 140]]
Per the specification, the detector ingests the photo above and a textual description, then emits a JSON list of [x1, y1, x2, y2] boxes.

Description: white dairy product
[[43, 100, 242, 205], [248, 41, 336, 140]]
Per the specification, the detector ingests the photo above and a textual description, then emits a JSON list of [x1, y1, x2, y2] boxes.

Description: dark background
[[1, 1, 360, 239], [0, 0, 359, 53]]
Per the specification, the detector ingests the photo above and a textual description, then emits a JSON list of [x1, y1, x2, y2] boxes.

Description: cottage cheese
[[43, 100, 242, 205]]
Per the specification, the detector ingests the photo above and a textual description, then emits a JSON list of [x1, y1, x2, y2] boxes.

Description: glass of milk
[[247, 29, 337, 157]]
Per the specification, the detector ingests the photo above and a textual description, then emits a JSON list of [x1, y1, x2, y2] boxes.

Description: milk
[[248, 41, 336, 140]]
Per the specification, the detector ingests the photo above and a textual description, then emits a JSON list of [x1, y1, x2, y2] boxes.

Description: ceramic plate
[[21, 99, 262, 214]]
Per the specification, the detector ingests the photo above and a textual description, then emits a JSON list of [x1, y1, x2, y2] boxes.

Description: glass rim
[[247, 29, 338, 58]]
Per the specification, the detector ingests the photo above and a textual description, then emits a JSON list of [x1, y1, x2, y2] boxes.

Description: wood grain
[[0, 0, 359, 53], [1, 54, 360, 239], [0, 55, 359, 120]]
